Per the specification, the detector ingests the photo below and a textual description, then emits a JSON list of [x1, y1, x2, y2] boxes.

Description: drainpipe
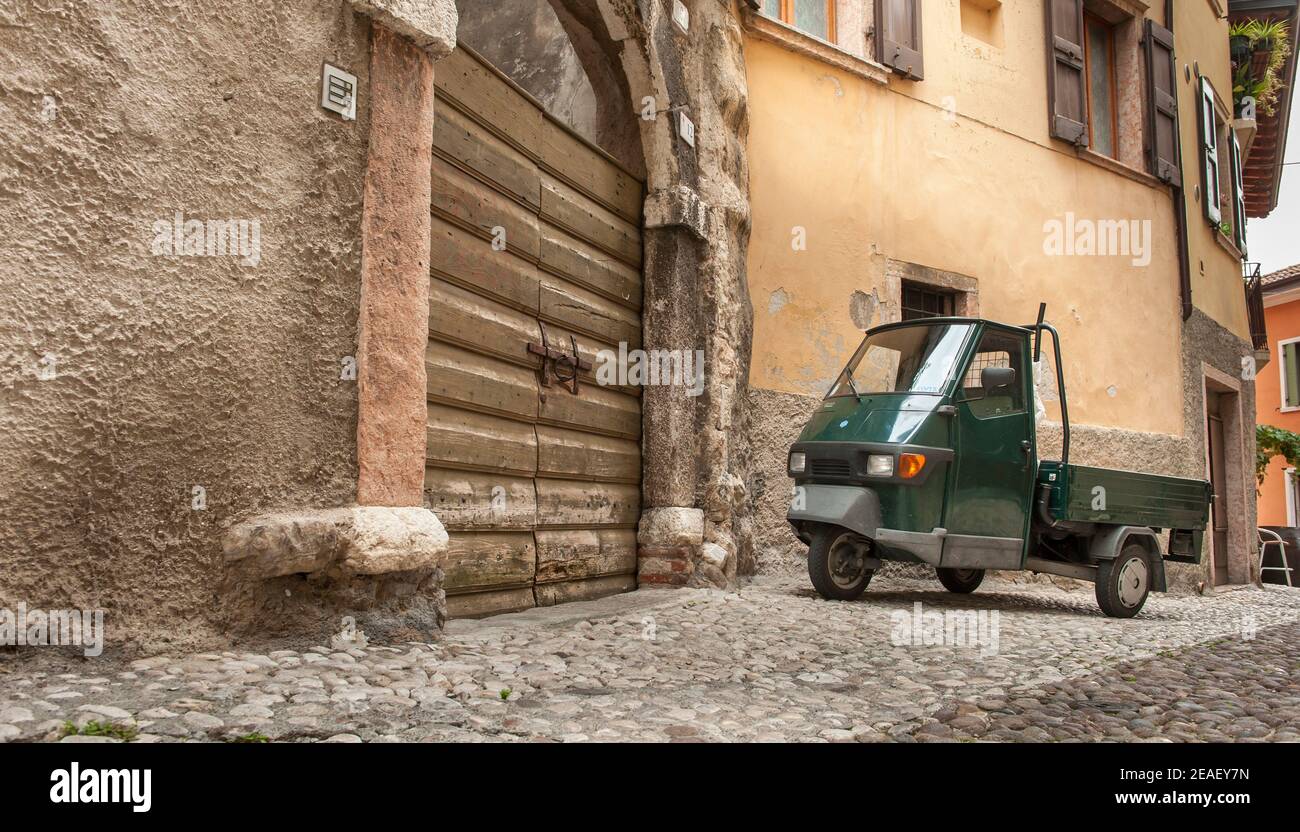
[[1168, 0, 1194, 320]]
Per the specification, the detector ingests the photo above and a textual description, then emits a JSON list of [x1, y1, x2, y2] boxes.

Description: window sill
[[1075, 148, 1169, 190], [1212, 226, 1244, 261], [739, 9, 890, 86]]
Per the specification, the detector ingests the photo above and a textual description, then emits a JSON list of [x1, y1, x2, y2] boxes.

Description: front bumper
[[785, 485, 944, 567]]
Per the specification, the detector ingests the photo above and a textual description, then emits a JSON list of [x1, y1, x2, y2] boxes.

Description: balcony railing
[[1244, 261, 1267, 350]]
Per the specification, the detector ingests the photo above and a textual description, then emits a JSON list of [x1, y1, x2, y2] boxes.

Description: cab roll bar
[[1022, 303, 1069, 467]]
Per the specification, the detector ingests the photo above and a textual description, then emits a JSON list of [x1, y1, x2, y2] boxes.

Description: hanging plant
[[1229, 19, 1292, 118], [1256, 424, 1300, 487]]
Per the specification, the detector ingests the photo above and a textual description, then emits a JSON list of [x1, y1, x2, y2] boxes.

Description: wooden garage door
[[428, 46, 644, 618]]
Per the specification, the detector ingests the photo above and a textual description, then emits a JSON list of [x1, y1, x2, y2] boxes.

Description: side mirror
[[981, 366, 1016, 393]]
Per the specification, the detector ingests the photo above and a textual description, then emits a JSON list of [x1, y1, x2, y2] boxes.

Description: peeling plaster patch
[[1036, 356, 1060, 402], [849, 289, 878, 330], [818, 74, 844, 97], [768, 287, 789, 315]]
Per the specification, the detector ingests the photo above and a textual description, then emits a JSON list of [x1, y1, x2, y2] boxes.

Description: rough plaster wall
[[746, 387, 816, 575], [0, 0, 369, 650]]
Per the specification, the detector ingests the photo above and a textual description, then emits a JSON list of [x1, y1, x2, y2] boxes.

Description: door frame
[[1286, 467, 1299, 527], [1201, 363, 1250, 585]]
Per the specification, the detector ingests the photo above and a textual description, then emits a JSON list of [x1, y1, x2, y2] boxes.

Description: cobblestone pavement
[[2, 575, 1298, 743]]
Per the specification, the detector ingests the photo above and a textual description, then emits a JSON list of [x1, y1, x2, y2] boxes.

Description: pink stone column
[[355, 24, 435, 507]]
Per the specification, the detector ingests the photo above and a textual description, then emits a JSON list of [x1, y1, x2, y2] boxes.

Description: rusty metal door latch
[[527, 322, 590, 397]]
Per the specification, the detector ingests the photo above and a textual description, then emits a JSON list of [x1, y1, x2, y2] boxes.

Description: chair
[[1257, 528, 1294, 587]]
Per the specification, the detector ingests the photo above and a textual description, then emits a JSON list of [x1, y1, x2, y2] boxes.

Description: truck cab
[[787, 315, 1211, 618]]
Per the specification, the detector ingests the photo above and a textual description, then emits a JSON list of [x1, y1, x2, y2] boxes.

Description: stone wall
[[0, 0, 371, 650]]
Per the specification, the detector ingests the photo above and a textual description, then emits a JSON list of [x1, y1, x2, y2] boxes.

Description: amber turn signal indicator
[[898, 453, 926, 479]]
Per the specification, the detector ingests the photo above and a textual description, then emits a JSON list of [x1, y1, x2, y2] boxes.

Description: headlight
[[789, 452, 806, 474], [866, 454, 894, 476]]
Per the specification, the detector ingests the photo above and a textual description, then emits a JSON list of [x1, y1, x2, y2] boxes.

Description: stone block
[[349, 0, 457, 58], [223, 506, 448, 580], [638, 507, 704, 547]]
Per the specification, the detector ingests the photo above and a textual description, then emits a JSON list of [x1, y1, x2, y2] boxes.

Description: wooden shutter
[[1230, 131, 1248, 254], [875, 0, 924, 80], [1143, 19, 1180, 186], [1046, 0, 1087, 145], [1198, 76, 1222, 226]]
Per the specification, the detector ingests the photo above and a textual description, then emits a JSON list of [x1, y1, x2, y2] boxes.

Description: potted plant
[[1230, 21, 1257, 66], [1229, 19, 1292, 117], [1250, 19, 1288, 79]]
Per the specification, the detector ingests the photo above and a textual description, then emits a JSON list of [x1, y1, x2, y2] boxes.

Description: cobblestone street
[[3, 575, 1298, 743]]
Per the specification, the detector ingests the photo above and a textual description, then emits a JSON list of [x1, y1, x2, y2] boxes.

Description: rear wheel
[[1095, 543, 1151, 618], [808, 526, 874, 601], [936, 568, 985, 594]]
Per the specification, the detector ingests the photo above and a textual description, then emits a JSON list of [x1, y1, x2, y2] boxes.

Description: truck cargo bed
[[1038, 460, 1212, 530]]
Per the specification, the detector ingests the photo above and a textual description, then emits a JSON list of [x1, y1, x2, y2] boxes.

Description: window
[[1048, 1, 1149, 171], [828, 323, 973, 399], [763, 0, 836, 42], [1198, 76, 1248, 251], [960, 329, 1025, 419], [901, 282, 955, 320], [1083, 13, 1118, 158], [1279, 337, 1300, 411]]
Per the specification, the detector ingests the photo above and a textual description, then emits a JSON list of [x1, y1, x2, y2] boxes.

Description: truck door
[[944, 326, 1035, 567]]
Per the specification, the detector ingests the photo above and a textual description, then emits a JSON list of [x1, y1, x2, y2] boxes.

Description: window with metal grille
[[901, 282, 954, 321], [963, 350, 1011, 390], [961, 329, 1025, 419]]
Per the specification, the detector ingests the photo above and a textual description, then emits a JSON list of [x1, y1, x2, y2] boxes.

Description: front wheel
[[936, 568, 985, 594], [808, 526, 874, 601], [1095, 544, 1151, 618]]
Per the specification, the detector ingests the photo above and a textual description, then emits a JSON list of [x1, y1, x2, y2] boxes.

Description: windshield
[[827, 323, 973, 399]]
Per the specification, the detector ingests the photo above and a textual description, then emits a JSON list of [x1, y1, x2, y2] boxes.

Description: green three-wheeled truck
[[787, 308, 1213, 618]]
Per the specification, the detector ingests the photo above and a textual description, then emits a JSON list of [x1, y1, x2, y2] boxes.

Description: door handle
[[1020, 440, 1032, 453], [527, 321, 591, 396]]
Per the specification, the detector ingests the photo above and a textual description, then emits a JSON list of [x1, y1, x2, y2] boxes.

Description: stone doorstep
[[222, 506, 449, 580]]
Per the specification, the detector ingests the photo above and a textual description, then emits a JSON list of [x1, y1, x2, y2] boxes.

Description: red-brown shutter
[[875, 0, 924, 81], [1143, 19, 1181, 186], [1045, 0, 1087, 145]]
